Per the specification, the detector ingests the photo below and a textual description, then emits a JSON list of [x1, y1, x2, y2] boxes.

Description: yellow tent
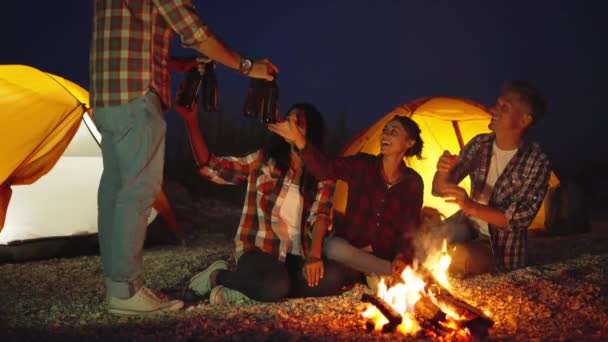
[[333, 96, 559, 230], [0, 65, 179, 242]]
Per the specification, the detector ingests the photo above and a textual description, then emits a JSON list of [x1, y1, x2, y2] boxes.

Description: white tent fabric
[[0, 113, 157, 245]]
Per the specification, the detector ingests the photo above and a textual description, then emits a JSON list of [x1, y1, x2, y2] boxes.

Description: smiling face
[[489, 91, 533, 134], [380, 119, 415, 157]]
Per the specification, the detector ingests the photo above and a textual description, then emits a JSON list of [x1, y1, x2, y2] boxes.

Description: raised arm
[[267, 117, 361, 182], [153, 0, 278, 80], [174, 98, 209, 167], [431, 151, 459, 196]]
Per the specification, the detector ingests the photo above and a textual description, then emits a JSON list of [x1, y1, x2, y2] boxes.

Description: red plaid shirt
[[300, 145, 423, 263], [449, 133, 551, 270], [201, 150, 335, 262], [90, 0, 210, 108]]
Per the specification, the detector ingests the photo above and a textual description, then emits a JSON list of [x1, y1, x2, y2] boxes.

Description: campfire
[[361, 240, 494, 340]]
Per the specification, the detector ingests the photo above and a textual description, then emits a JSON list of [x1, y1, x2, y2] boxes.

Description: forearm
[[190, 35, 241, 71], [182, 116, 210, 166], [432, 171, 451, 196], [308, 221, 328, 259], [299, 142, 333, 180], [467, 202, 509, 229]]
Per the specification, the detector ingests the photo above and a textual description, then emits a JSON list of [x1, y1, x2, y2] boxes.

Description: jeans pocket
[[93, 91, 161, 142], [94, 97, 145, 143]]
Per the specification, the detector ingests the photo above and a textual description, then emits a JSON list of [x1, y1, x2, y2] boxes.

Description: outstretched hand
[[391, 257, 407, 277], [267, 115, 306, 149], [249, 59, 279, 81]]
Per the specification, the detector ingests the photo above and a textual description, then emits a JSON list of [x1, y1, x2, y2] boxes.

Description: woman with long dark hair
[[269, 115, 424, 285], [177, 101, 349, 305]]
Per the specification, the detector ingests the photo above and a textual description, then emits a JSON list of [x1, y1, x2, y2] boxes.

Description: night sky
[[1, 1, 604, 162]]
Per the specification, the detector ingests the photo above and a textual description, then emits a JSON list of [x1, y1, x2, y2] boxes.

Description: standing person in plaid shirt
[[432, 80, 551, 277], [178, 102, 351, 305], [269, 115, 424, 287], [90, 0, 278, 316]]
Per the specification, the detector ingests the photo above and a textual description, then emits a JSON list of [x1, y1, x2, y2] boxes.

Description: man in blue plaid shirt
[[432, 80, 551, 276]]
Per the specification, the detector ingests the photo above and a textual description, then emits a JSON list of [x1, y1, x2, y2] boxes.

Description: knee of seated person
[[323, 238, 351, 262]]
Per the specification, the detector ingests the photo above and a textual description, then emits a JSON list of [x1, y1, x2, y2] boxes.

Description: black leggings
[[216, 248, 360, 302]]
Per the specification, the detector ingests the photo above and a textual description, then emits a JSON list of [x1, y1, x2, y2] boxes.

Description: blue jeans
[[429, 211, 493, 277], [94, 91, 166, 298]]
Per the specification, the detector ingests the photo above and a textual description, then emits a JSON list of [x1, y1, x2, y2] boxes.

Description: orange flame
[[424, 239, 452, 289], [362, 239, 471, 338]]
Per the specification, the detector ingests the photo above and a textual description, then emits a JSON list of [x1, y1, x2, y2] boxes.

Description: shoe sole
[[209, 285, 225, 305], [108, 301, 184, 316], [209, 285, 253, 305], [184, 260, 229, 297]]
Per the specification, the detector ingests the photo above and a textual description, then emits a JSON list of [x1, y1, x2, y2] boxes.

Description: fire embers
[[361, 240, 494, 340]]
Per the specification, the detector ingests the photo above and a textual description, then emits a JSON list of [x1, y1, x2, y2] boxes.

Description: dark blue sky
[[1, 1, 604, 162]]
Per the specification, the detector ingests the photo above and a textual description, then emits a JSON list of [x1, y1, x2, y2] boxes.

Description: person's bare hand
[[196, 56, 211, 64], [249, 59, 279, 81], [195, 56, 211, 74], [391, 258, 407, 277], [437, 151, 459, 173], [442, 185, 475, 214], [303, 257, 324, 287], [267, 115, 305, 147]]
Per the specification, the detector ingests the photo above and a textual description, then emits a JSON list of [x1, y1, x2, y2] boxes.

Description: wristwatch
[[239, 57, 253, 75]]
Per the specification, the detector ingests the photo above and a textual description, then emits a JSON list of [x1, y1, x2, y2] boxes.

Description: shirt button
[[376, 222, 380, 227]]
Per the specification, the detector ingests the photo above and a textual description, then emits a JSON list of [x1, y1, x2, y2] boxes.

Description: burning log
[[418, 267, 493, 324], [416, 267, 494, 339], [429, 288, 494, 339], [361, 293, 403, 332], [361, 267, 494, 339]]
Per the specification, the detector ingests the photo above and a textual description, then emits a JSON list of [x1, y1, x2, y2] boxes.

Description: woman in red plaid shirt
[[177, 101, 355, 305], [270, 115, 424, 287]]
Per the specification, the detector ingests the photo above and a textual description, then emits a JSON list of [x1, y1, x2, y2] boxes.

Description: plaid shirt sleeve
[[305, 179, 335, 230], [503, 147, 551, 233], [448, 134, 484, 185], [299, 143, 369, 183], [153, 0, 211, 45], [200, 150, 262, 185]]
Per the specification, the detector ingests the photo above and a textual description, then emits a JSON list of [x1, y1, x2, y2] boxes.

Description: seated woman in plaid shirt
[[269, 115, 424, 285], [177, 101, 353, 305]]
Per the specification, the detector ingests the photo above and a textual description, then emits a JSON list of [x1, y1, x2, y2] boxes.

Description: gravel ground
[[1, 186, 607, 341]]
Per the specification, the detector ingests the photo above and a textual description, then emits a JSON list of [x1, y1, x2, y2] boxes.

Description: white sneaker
[[209, 285, 254, 305], [107, 287, 184, 316], [187, 260, 230, 296]]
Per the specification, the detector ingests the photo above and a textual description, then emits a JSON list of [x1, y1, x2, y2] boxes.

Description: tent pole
[[452, 121, 465, 150]]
